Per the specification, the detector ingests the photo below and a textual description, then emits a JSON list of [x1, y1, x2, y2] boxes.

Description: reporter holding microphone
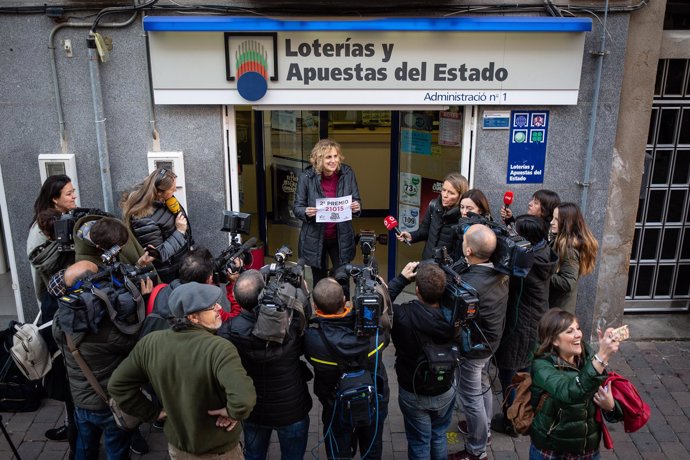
[[121, 168, 193, 283], [396, 172, 468, 260]]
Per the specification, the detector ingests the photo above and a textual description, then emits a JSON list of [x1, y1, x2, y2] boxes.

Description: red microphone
[[503, 191, 514, 208], [384, 216, 411, 246]]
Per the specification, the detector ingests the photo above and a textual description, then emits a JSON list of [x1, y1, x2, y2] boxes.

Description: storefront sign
[[272, 164, 302, 227], [145, 17, 591, 106], [506, 110, 549, 184], [316, 195, 352, 223], [483, 111, 510, 129]]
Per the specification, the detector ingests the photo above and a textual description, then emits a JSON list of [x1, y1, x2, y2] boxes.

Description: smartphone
[[611, 325, 630, 342], [146, 245, 161, 259]]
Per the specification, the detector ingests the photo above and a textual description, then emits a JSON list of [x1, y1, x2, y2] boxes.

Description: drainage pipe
[[580, 0, 610, 212], [48, 13, 138, 152]]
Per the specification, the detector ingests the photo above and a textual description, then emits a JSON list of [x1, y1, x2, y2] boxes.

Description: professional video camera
[[260, 245, 305, 289], [433, 247, 480, 328], [96, 244, 156, 285], [213, 211, 255, 284], [335, 230, 388, 336], [453, 213, 534, 277], [54, 207, 112, 252]]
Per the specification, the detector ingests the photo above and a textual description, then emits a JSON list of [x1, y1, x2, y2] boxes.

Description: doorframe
[[0, 163, 24, 322]]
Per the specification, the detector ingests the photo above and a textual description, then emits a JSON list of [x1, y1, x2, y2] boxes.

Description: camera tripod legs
[[0, 414, 22, 459]]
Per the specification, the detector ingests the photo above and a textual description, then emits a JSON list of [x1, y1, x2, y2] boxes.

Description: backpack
[[10, 311, 59, 381], [407, 309, 458, 395], [0, 325, 44, 412], [253, 281, 308, 344], [506, 372, 548, 435]]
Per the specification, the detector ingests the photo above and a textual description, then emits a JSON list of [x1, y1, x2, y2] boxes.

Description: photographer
[[217, 269, 313, 460], [304, 278, 389, 460], [387, 261, 457, 460], [449, 224, 509, 460], [52, 256, 153, 460]]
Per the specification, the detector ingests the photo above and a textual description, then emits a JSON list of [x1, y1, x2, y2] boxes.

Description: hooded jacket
[[388, 274, 457, 395], [73, 214, 146, 267], [293, 164, 361, 269], [304, 308, 389, 405], [217, 309, 313, 427], [496, 241, 559, 371], [410, 197, 461, 260], [530, 343, 623, 455]]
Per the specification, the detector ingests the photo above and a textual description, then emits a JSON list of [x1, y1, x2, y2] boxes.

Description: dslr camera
[[97, 244, 156, 285]]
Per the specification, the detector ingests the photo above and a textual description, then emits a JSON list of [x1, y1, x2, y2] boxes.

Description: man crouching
[[108, 282, 256, 459]]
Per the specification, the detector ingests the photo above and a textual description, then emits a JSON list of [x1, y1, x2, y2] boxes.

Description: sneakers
[[45, 424, 68, 441], [130, 429, 150, 455], [490, 413, 519, 437], [457, 420, 492, 446], [152, 419, 165, 430], [448, 449, 488, 460]]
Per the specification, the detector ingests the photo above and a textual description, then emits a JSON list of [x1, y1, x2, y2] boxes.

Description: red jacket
[[597, 371, 651, 449]]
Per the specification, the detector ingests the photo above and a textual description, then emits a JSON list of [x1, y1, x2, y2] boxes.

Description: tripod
[[0, 414, 22, 459]]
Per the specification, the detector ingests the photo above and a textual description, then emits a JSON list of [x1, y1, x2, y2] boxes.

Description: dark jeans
[[242, 415, 309, 460], [311, 239, 350, 299], [322, 398, 388, 460], [74, 407, 131, 460]]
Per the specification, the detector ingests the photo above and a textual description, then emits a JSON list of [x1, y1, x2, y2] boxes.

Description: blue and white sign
[[506, 110, 549, 183]]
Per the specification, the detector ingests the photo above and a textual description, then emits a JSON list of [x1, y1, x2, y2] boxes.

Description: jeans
[[398, 386, 455, 460], [529, 443, 600, 460], [322, 398, 388, 459], [73, 407, 131, 460], [457, 357, 492, 457], [242, 415, 310, 460]]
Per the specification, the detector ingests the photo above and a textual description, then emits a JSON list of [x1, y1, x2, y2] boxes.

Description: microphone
[[503, 191, 514, 208], [165, 196, 181, 214], [384, 216, 411, 246]]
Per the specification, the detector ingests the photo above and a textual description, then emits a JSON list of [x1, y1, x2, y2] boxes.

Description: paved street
[[2, 339, 689, 459]]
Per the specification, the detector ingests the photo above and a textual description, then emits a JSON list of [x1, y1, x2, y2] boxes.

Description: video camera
[[453, 213, 534, 277], [96, 244, 156, 285], [433, 247, 480, 328], [213, 211, 255, 284], [260, 245, 305, 289], [53, 207, 112, 252], [335, 230, 387, 337]]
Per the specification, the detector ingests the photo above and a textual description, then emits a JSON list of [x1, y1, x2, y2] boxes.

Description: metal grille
[[626, 59, 690, 311]]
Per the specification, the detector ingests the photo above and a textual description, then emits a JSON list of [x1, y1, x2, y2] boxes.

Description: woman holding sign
[[294, 139, 361, 296]]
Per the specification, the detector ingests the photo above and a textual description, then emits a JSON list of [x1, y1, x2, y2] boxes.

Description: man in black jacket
[[388, 261, 458, 460], [304, 278, 389, 460], [450, 224, 509, 460], [217, 269, 312, 460]]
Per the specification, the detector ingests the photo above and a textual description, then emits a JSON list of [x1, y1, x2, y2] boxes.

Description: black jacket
[[304, 309, 389, 405], [495, 242, 559, 371], [217, 309, 312, 427], [460, 263, 509, 359], [293, 165, 361, 269], [130, 201, 193, 282], [388, 275, 457, 395], [410, 197, 461, 260]]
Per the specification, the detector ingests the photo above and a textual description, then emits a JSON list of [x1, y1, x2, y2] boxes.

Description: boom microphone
[[384, 216, 411, 246]]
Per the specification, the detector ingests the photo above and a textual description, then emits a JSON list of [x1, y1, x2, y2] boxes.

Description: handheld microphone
[[165, 196, 181, 215], [503, 191, 514, 208], [384, 216, 411, 246]]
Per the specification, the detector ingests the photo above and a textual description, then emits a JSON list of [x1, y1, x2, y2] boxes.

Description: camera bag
[[409, 318, 457, 395], [253, 281, 307, 343]]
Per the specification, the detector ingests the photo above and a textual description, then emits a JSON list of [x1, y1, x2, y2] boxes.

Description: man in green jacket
[[108, 282, 256, 459]]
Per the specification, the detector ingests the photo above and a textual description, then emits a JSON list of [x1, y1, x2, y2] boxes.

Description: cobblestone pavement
[[2, 340, 689, 459]]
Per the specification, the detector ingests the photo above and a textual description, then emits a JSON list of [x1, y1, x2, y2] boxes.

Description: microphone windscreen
[[503, 191, 514, 206], [383, 216, 399, 230]]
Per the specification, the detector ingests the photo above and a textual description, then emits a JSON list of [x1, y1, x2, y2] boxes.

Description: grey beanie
[[168, 282, 223, 318]]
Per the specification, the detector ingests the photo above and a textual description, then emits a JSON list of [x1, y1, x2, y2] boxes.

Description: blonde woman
[[397, 172, 468, 260], [549, 203, 598, 313], [293, 138, 361, 296], [121, 168, 193, 283]]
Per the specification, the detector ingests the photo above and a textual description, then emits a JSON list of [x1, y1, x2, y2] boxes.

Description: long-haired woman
[[397, 172, 468, 260], [27, 174, 78, 303], [529, 309, 622, 459], [121, 168, 192, 283], [549, 202, 598, 313], [500, 189, 560, 238]]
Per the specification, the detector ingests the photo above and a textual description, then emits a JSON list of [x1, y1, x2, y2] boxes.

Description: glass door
[[395, 107, 467, 278]]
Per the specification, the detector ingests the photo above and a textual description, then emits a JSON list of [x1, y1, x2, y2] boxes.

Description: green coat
[[549, 248, 580, 313], [73, 214, 146, 267], [108, 326, 256, 456], [530, 343, 622, 455]]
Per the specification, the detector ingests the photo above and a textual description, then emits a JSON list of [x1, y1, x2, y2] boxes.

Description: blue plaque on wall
[[506, 111, 549, 184]]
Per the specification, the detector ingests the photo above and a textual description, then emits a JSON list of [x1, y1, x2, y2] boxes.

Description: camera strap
[[90, 277, 145, 335]]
